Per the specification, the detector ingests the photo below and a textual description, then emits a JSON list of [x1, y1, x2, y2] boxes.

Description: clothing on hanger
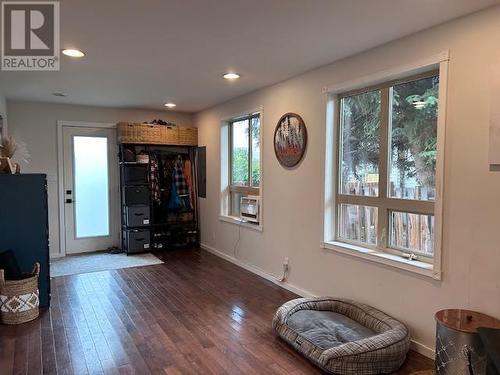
[[168, 178, 181, 210], [167, 156, 192, 211], [173, 157, 189, 196], [149, 154, 161, 204], [162, 158, 175, 182]]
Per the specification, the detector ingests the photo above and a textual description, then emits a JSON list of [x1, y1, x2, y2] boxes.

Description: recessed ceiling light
[[52, 92, 66, 97], [62, 49, 85, 58], [223, 72, 240, 80], [164, 103, 176, 108]]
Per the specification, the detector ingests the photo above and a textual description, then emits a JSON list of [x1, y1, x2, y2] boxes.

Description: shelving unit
[[119, 142, 199, 254]]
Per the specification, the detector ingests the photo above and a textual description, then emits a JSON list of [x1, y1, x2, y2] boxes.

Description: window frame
[[322, 53, 448, 280], [334, 70, 438, 261], [228, 113, 261, 216], [229, 114, 260, 186], [220, 109, 263, 230]]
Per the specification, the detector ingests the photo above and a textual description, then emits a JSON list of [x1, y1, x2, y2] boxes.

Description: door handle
[[65, 199, 73, 204]]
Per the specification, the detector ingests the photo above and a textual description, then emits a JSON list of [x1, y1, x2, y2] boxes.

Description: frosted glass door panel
[[73, 136, 110, 238]]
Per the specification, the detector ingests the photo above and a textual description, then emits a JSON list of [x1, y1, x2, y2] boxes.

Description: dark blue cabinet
[[0, 174, 50, 307]]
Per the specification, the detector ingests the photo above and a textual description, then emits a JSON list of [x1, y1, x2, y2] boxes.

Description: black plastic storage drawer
[[124, 186, 150, 205], [123, 165, 148, 185], [126, 205, 150, 227], [126, 229, 150, 253]]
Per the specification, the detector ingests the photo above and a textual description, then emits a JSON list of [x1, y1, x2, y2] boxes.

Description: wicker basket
[[117, 122, 163, 144], [177, 127, 198, 145], [0, 263, 40, 325], [117, 122, 197, 146], [161, 126, 180, 144]]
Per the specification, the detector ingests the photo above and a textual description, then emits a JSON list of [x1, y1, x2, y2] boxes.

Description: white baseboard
[[200, 242, 435, 359], [200, 243, 314, 297], [410, 340, 435, 359]]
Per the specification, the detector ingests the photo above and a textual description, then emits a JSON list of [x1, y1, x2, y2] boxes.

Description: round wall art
[[274, 113, 307, 168]]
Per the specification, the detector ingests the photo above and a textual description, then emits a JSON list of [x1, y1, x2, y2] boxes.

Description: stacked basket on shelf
[[117, 122, 198, 145]]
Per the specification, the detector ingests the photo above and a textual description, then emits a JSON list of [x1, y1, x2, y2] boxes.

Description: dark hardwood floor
[[0, 248, 434, 374]]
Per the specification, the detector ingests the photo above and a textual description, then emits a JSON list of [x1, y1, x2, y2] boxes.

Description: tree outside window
[[229, 114, 260, 217], [337, 73, 439, 259]]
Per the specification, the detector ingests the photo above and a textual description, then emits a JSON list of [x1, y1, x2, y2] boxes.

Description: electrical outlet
[[280, 257, 290, 282]]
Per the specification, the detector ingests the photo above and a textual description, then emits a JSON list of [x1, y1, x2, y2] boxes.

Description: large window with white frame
[[331, 70, 441, 263], [220, 112, 261, 222]]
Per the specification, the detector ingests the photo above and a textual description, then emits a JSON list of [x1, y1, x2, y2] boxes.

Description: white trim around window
[[219, 107, 264, 231], [322, 52, 449, 280]]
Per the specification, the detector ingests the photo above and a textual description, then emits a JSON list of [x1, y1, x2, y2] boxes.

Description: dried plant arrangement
[[0, 136, 30, 173], [0, 136, 17, 158]]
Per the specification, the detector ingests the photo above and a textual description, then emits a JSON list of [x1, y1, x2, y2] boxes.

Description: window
[[333, 71, 440, 262], [225, 113, 261, 220], [73, 136, 110, 238]]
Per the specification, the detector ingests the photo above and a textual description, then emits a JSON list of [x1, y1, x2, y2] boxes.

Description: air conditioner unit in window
[[240, 196, 260, 224]]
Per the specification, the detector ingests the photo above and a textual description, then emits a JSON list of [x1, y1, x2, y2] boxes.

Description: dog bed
[[272, 297, 411, 375]]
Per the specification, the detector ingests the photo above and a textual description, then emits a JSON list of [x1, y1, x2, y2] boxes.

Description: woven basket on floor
[[0, 262, 40, 325]]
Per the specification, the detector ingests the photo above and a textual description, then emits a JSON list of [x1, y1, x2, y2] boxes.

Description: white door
[[62, 126, 119, 254]]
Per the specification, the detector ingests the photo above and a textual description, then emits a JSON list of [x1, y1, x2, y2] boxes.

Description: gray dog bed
[[272, 297, 411, 375]]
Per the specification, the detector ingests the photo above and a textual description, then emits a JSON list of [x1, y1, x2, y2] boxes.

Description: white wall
[[195, 6, 500, 355], [0, 95, 7, 135], [7, 100, 193, 257], [0, 95, 6, 115]]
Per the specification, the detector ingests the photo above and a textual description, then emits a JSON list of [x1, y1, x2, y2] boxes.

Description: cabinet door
[[0, 174, 50, 307], [197, 146, 206, 198]]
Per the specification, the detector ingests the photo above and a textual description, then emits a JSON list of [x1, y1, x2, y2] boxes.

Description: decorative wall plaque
[[274, 113, 307, 168]]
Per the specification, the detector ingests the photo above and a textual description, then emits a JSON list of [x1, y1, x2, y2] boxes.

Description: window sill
[[321, 241, 441, 280], [219, 215, 263, 232]]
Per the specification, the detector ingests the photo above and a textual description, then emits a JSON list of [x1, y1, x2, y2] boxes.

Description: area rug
[[50, 252, 163, 277]]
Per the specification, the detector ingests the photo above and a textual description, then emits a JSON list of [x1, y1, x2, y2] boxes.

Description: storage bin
[[0, 263, 40, 325], [117, 122, 198, 146], [161, 126, 180, 144], [126, 229, 151, 253], [177, 127, 198, 145], [123, 165, 148, 185], [117, 122, 162, 144], [124, 186, 150, 205], [126, 205, 150, 227]]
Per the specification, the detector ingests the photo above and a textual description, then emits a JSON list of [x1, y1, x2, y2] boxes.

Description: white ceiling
[[1, 0, 498, 112]]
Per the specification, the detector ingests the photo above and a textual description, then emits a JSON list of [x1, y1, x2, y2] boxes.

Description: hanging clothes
[[168, 156, 192, 211], [159, 157, 173, 210], [149, 154, 161, 204], [162, 158, 175, 189], [167, 178, 181, 210], [173, 157, 189, 196]]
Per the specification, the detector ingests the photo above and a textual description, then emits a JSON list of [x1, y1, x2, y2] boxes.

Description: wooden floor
[[0, 248, 434, 374]]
